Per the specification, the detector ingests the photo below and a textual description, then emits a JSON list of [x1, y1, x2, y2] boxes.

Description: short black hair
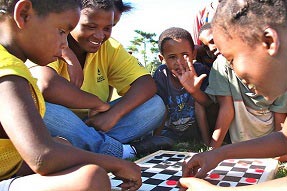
[[199, 22, 212, 36], [81, 0, 114, 11], [212, 0, 287, 46], [158, 27, 195, 55], [113, 0, 133, 13], [0, 0, 82, 16]]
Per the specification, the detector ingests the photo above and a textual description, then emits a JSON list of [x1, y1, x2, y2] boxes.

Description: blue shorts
[[0, 177, 18, 191]]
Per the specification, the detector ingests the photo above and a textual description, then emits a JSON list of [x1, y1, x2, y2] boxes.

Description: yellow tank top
[[0, 44, 45, 180]]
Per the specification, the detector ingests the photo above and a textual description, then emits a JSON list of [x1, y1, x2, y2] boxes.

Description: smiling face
[[70, 7, 114, 53], [213, 26, 287, 101], [199, 28, 219, 59], [160, 38, 195, 76]]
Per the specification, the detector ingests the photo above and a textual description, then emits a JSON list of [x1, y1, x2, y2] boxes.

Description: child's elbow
[[27, 151, 55, 175]]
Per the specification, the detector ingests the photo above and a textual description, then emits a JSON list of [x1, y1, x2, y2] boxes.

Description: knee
[[150, 95, 166, 114], [77, 164, 111, 191]]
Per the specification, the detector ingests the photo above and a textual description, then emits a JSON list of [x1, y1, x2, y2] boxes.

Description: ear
[[14, 0, 33, 29], [158, 54, 164, 62], [262, 27, 279, 56]]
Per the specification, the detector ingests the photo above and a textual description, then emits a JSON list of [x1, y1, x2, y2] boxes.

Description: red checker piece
[[245, 178, 257, 183], [255, 169, 264, 173], [209, 173, 220, 179], [166, 180, 178, 186]]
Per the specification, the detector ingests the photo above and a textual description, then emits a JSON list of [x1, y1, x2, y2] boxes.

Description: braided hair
[[212, 0, 287, 46]]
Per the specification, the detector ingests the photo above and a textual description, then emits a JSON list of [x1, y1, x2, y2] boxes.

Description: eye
[[58, 29, 66, 35], [104, 26, 112, 32], [83, 24, 96, 30], [168, 55, 177, 60]]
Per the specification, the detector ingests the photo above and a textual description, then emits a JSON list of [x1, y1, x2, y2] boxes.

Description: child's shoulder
[[154, 64, 168, 75]]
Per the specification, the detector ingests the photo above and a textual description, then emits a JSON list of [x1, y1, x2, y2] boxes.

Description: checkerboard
[[109, 150, 278, 190]]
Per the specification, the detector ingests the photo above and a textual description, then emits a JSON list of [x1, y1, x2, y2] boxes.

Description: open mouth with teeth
[[89, 40, 102, 46]]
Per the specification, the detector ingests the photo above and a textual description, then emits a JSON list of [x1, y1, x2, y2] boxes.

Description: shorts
[[0, 177, 18, 191]]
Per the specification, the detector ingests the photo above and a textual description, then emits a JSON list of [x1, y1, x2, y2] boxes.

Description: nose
[[209, 44, 217, 52], [92, 30, 105, 42], [60, 36, 68, 49], [177, 57, 189, 67]]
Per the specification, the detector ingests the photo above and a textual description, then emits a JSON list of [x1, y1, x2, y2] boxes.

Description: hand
[[179, 177, 220, 191], [182, 150, 223, 179], [85, 110, 120, 132], [112, 160, 142, 191], [61, 47, 84, 88], [88, 103, 111, 117], [172, 56, 207, 94]]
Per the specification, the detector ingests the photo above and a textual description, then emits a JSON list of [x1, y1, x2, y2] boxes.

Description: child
[[27, 0, 170, 159], [196, 22, 287, 149], [190, 0, 220, 45], [0, 0, 141, 190], [153, 27, 210, 145], [180, 0, 287, 190], [65, 0, 134, 88], [197, 22, 219, 66]]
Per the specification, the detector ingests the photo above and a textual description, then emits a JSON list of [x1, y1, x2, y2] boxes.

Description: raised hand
[[171, 56, 207, 94]]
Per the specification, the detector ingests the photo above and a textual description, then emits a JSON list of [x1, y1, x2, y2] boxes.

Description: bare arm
[[29, 66, 109, 112], [153, 107, 168, 136], [195, 102, 210, 145], [172, 58, 213, 106], [182, 125, 287, 179], [85, 75, 157, 132], [274, 112, 287, 131], [109, 75, 156, 118], [210, 95, 234, 148], [0, 75, 141, 188], [61, 47, 84, 88]]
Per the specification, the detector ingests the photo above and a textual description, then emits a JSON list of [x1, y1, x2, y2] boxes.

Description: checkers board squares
[[109, 150, 279, 190], [204, 158, 279, 187], [110, 150, 193, 191]]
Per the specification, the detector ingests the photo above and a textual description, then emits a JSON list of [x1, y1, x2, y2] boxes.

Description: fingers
[[120, 178, 141, 191], [183, 55, 194, 72], [182, 162, 200, 178], [182, 155, 209, 179], [197, 74, 207, 83], [179, 177, 193, 188], [171, 69, 180, 78]]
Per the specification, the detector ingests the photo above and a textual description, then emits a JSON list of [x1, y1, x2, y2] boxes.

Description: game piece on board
[[109, 150, 278, 190]]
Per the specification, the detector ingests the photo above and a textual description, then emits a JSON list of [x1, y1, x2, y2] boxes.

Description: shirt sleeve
[[107, 39, 149, 95], [205, 56, 232, 97], [193, 61, 210, 91], [270, 93, 287, 113], [153, 65, 168, 105]]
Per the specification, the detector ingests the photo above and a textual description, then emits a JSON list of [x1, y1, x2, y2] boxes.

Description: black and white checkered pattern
[[109, 151, 278, 190]]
